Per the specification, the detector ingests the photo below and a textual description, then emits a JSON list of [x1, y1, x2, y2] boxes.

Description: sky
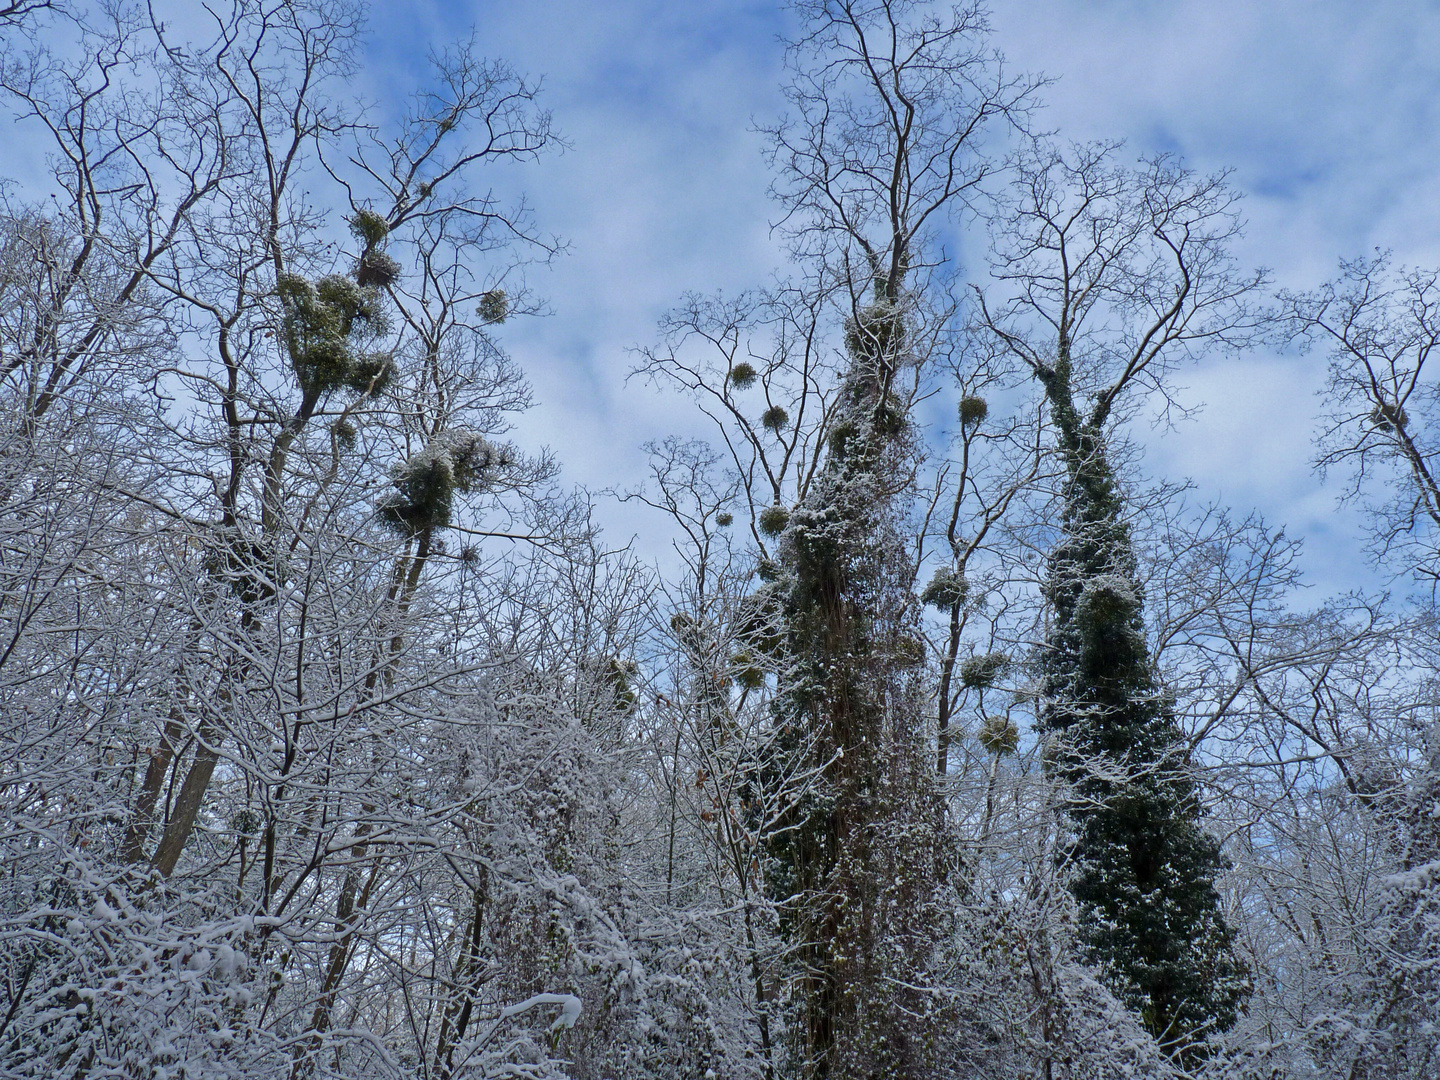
[[357, 0, 1440, 596], [106, 1, 1440, 593]]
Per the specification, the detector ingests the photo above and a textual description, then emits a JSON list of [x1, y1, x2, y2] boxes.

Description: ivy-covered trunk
[[765, 280, 949, 1079], [1037, 333, 1249, 1062]]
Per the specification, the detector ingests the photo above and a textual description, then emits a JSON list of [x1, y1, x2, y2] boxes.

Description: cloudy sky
[[370, 0, 1440, 592]]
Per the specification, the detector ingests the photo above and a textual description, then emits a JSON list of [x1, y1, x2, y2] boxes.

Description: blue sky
[[366, 1, 1440, 591]]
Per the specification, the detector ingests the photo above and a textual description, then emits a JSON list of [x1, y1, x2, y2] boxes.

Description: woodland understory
[[0, 1, 1437, 1078]]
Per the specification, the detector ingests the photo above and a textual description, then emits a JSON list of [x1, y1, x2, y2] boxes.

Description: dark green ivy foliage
[[760, 276, 954, 1080], [1037, 345, 1250, 1063]]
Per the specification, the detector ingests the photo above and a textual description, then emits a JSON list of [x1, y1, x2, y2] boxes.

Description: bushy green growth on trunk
[[350, 209, 400, 287], [920, 566, 968, 609], [728, 361, 758, 390], [758, 504, 789, 537], [277, 273, 392, 396], [1038, 351, 1249, 1062], [978, 715, 1019, 755], [761, 405, 790, 433], [477, 288, 509, 325], [349, 207, 390, 248], [760, 271, 953, 1078], [959, 651, 1009, 689], [378, 431, 506, 537], [843, 299, 905, 362]]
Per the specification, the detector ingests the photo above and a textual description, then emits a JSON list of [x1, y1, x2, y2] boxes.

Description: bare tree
[[1284, 255, 1440, 584], [0, 4, 639, 1077]]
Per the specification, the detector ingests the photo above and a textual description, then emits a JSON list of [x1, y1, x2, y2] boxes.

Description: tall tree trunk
[[120, 708, 184, 864], [1034, 337, 1248, 1062]]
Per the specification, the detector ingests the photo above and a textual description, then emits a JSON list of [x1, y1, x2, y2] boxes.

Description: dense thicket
[[0, 2, 1436, 1079]]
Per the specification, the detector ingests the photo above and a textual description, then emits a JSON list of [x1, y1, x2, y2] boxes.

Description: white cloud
[[360, 0, 1440, 591]]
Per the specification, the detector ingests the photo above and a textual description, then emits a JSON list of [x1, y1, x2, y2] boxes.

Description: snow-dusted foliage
[[3, 3, 1439, 1080], [0, 5, 650, 1077]]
